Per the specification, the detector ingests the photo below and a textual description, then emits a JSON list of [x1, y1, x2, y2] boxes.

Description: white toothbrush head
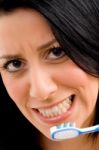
[[50, 122, 78, 141]]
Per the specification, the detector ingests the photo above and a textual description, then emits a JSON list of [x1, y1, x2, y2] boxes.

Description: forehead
[[0, 8, 54, 55], [0, 8, 52, 34]]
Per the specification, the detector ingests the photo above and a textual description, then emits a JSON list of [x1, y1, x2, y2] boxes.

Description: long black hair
[[0, 0, 99, 148]]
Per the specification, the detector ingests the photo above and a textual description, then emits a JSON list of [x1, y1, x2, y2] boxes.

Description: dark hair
[[0, 0, 99, 148]]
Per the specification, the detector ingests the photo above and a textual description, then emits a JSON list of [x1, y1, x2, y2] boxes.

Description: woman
[[0, 0, 99, 149]]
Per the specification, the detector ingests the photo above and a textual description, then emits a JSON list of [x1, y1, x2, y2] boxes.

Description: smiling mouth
[[35, 95, 75, 118]]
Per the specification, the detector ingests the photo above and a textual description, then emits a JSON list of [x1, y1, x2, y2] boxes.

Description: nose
[[29, 69, 57, 101]]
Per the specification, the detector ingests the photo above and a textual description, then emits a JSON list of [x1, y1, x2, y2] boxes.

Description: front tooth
[[53, 106, 59, 112], [66, 103, 70, 109], [42, 111, 47, 117], [65, 98, 72, 104], [51, 106, 57, 113], [45, 110, 50, 117], [59, 109, 63, 115], [52, 106, 59, 116], [62, 107, 67, 113], [39, 109, 44, 114], [58, 103, 64, 109], [46, 109, 53, 117], [62, 101, 67, 107], [58, 103, 66, 111]]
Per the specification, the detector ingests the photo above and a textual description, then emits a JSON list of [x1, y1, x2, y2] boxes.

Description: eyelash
[[2, 59, 25, 73], [1, 47, 66, 73], [46, 46, 65, 60]]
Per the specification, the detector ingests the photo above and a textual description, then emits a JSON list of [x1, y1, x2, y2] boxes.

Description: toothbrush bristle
[[56, 122, 76, 129], [64, 122, 76, 127]]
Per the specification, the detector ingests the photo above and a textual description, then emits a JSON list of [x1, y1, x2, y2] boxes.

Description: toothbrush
[[50, 123, 99, 141]]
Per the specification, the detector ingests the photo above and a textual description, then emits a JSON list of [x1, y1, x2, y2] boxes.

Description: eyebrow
[[0, 54, 22, 60], [0, 39, 57, 60], [38, 38, 56, 50]]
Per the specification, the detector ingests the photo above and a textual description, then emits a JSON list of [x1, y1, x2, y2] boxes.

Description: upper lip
[[31, 94, 74, 110]]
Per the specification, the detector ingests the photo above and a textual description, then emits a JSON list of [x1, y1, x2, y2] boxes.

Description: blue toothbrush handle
[[79, 125, 99, 135]]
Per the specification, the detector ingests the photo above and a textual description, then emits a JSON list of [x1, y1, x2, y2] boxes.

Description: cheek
[[52, 60, 99, 98], [2, 77, 26, 104], [53, 62, 89, 87]]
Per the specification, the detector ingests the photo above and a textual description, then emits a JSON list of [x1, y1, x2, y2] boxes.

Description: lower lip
[[32, 98, 76, 125]]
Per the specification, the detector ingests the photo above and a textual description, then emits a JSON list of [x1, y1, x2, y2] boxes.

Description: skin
[[0, 8, 99, 150]]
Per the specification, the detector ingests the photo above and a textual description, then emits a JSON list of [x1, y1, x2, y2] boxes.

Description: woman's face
[[0, 9, 98, 139]]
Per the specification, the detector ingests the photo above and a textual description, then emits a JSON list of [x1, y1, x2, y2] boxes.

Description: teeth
[[38, 96, 73, 118]]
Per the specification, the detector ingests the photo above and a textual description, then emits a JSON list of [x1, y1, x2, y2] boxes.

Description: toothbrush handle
[[80, 125, 99, 134]]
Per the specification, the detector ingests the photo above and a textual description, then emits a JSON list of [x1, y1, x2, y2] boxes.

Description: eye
[[47, 46, 65, 60], [2, 59, 25, 73]]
